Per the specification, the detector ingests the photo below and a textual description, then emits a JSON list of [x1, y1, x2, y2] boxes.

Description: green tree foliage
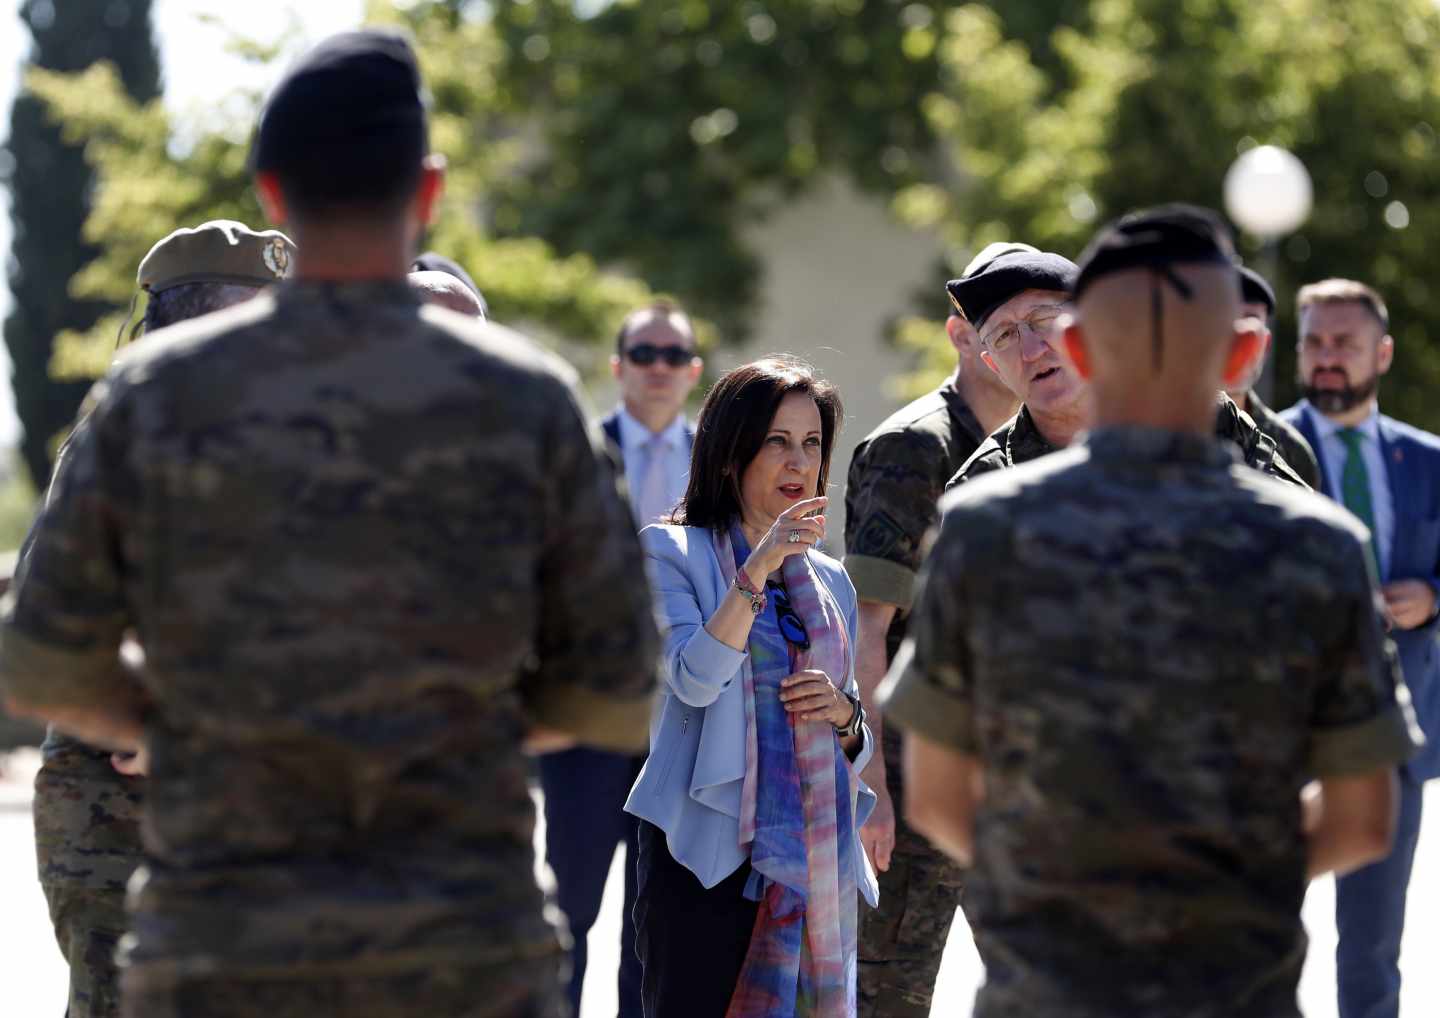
[[36, 0, 681, 386], [488, 0, 947, 339], [3, 0, 161, 487], [897, 0, 1440, 426]]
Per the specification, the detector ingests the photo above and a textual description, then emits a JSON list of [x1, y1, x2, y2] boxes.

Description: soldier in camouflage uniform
[[0, 553, 42, 750], [882, 205, 1420, 1018], [31, 218, 294, 1018], [0, 30, 657, 1018], [942, 251, 1309, 490], [1226, 264, 1322, 488], [843, 245, 1024, 1018]]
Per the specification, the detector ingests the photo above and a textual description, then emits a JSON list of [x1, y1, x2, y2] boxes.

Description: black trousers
[[633, 821, 758, 1018], [538, 747, 645, 1018]]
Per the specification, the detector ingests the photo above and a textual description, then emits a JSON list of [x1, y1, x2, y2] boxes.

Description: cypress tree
[[2, 0, 161, 488]]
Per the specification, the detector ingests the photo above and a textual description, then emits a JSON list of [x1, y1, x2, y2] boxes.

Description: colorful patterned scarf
[[715, 525, 860, 1018]]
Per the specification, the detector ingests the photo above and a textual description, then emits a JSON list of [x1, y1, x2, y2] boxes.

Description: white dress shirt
[[617, 407, 691, 528], [1305, 401, 1396, 578]]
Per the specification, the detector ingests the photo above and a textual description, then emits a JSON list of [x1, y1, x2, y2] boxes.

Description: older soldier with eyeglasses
[[956, 250, 1090, 467]]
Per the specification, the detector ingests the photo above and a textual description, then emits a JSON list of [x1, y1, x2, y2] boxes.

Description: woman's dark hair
[[670, 356, 843, 531]]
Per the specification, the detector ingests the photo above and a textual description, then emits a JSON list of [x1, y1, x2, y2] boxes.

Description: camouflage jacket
[[884, 426, 1420, 1018], [843, 378, 987, 660], [0, 280, 659, 982], [33, 729, 144, 898], [948, 392, 1309, 490], [1243, 389, 1322, 490]]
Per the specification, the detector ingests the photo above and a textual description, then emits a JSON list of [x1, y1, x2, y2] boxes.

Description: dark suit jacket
[[1284, 400, 1440, 779]]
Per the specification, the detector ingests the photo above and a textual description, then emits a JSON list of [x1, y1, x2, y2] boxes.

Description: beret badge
[[263, 236, 291, 279]]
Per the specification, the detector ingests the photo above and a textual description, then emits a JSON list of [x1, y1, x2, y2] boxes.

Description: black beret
[[412, 252, 487, 315], [1238, 265, 1276, 315], [252, 29, 426, 174], [945, 250, 1078, 327], [960, 241, 1040, 279], [1073, 203, 1236, 300]]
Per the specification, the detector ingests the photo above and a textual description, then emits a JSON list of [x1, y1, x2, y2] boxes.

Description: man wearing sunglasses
[[602, 300, 704, 527], [540, 299, 702, 1018]]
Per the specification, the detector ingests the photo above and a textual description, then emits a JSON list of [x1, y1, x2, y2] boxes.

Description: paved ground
[[3, 749, 1435, 1016]]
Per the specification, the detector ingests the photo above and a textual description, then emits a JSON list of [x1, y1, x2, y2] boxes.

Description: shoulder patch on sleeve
[[850, 510, 907, 559]]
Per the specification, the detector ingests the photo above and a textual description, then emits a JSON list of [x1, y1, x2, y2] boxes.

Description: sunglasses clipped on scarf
[[765, 580, 811, 651], [623, 343, 696, 368]]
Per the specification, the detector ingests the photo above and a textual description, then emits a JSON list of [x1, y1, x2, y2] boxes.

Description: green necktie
[[1339, 427, 1382, 573]]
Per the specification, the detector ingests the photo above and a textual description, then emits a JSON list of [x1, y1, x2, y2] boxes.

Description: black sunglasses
[[766, 581, 811, 651], [624, 343, 695, 368]]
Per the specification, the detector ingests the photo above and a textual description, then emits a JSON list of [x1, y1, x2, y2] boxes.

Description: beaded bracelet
[[734, 565, 767, 616]]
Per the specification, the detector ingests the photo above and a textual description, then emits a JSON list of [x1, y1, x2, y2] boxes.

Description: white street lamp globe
[[1224, 145, 1313, 238]]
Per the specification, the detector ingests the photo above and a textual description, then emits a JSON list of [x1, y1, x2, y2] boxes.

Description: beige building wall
[[730, 173, 948, 553]]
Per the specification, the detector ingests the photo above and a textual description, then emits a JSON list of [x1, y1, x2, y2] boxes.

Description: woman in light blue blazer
[[626, 357, 877, 1018]]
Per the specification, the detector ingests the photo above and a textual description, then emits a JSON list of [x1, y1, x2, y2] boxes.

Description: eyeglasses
[[979, 305, 1067, 354], [766, 581, 810, 651], [624, 343, 696, 368]]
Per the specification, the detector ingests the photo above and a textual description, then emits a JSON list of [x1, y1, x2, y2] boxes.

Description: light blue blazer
[[625, 524, 879, 906]]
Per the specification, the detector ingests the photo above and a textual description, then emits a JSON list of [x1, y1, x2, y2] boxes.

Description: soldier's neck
[[1224, 388, 1251, 413], [1091, 388, 1216, 437], [287, 221, 415, 282]]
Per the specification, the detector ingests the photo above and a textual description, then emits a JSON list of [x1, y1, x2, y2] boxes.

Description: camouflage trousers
[[42, 884, 128, 1018], [857, 726, 965, 1018], [121, 954, 566, 1018]]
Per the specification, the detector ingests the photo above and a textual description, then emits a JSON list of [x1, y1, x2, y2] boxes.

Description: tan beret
[[137, 220, 296, 292]]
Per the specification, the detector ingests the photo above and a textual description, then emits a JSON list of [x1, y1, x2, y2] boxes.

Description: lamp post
[[1224, 145, 1313, 402]]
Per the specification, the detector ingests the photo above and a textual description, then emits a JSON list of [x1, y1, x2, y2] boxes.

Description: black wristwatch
[[835, 690, 865, 738]]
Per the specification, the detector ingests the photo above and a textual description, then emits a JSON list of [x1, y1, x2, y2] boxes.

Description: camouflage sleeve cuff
[[844, 555, 916, 611], [878, 653, 976, 754], [0, 623, 134, 712], [1308, 703, 1422, 777], [525, 681, 653, 755]]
